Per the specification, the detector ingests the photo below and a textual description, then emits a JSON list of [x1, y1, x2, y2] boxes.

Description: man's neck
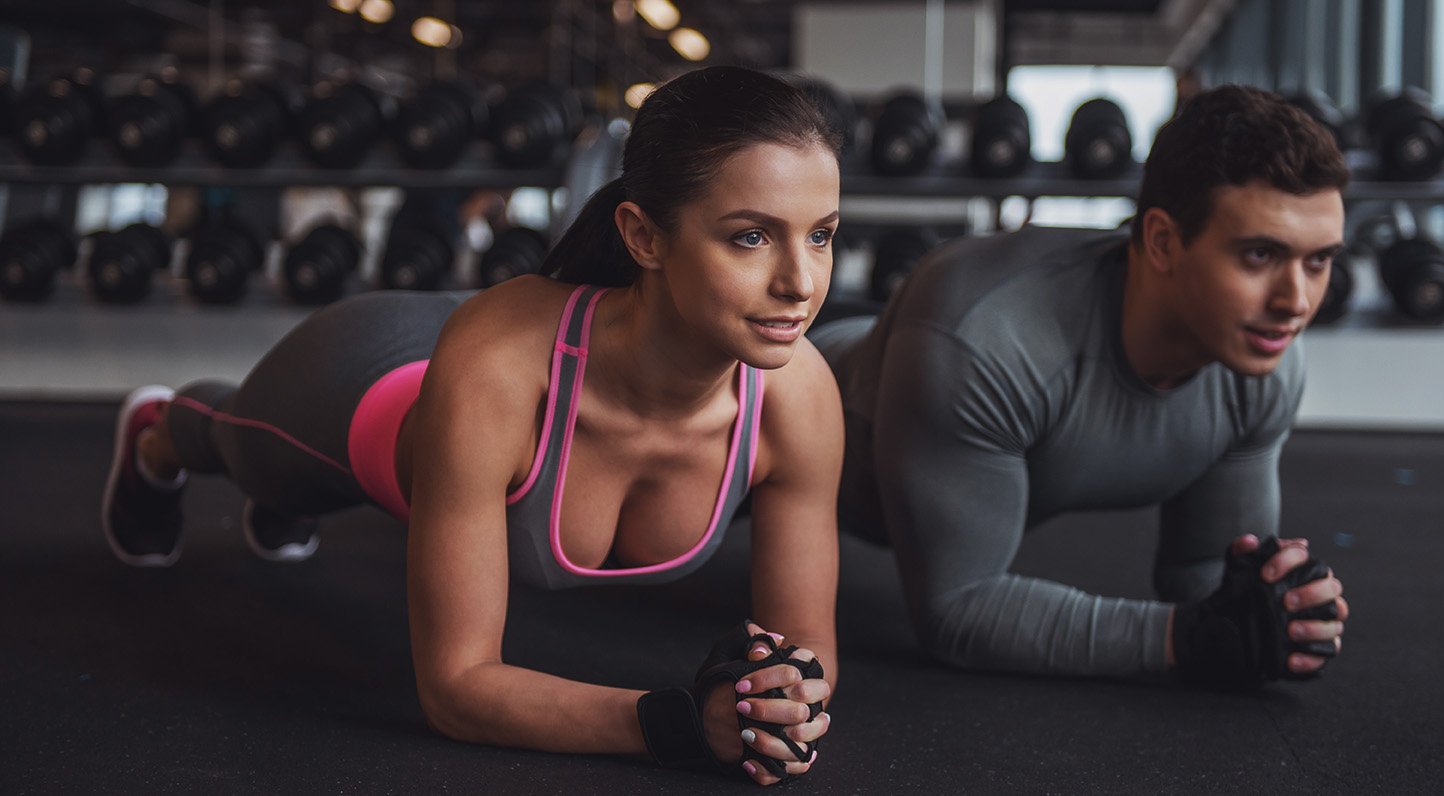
[[1120, 244, 1212, 390]]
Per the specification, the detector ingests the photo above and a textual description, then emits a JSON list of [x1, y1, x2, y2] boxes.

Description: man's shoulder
[[897, 226, 1127, 328]]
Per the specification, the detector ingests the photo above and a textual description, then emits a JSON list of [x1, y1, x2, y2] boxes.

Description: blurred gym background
[[1, 0, 1442, 431]]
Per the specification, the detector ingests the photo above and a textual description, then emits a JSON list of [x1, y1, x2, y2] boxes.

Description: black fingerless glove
[[1172, 537, 1340, 686], [636, 621, 826, 781]]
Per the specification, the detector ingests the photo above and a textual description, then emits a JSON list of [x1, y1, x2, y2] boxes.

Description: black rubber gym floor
[[2, 401, 1440, 795]]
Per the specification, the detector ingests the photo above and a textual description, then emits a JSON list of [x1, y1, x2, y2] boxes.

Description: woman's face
[[656, 141, 841, 370]]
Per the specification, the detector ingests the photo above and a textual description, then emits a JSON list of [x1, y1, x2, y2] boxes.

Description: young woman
[[101, 66, 844, 785]]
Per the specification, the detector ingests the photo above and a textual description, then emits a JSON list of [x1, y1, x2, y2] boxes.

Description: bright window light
[[1008, 65, 1175, 162], [668, 28, 709, 61], [636, 0, 680, 32], [1007, 65, 1175, 229]]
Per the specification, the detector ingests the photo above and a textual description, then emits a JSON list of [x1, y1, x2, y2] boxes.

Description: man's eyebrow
[[1231, 235, 1346, 257]]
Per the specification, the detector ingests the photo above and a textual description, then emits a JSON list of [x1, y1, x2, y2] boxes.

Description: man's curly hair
[[1131, 84, 1350, 246]]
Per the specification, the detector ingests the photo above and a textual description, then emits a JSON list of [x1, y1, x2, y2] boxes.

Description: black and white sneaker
[[102, 385, 185, 567], [242, 499, 320, 562]]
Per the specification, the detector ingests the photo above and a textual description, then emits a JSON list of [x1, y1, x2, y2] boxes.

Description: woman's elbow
[[415, 670, 501, 746]]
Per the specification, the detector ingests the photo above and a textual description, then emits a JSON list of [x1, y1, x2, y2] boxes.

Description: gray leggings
[[167, 291, 469, 515]]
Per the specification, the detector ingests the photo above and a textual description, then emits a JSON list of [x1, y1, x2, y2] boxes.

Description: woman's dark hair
[[1131, 84, 1350, 247], [546, 66, 844, 286]]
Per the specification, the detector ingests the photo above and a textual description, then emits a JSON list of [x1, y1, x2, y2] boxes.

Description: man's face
[[1167, 181, 1346, 378]]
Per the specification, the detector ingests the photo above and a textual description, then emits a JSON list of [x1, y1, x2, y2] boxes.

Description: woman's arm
[[685, 339, 839, 781], [404, 286, 650, 755], [748, 338, 842, 692]]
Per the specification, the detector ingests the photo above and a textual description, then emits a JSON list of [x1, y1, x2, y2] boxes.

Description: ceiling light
[[635, 0, 679, 32], [668, 28, 709, 61], [411, 16, 452, 47], [625, 83, 655, 109], [359, 0, 394, 24], [329, 0, 362, 12]]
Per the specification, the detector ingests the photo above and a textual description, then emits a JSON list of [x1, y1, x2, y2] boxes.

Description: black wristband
[[636, 687, 715, 768]]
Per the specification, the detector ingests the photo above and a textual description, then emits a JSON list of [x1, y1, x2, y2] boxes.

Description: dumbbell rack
[[0, 134, 570, 399], [6, 147, 1444, 430]]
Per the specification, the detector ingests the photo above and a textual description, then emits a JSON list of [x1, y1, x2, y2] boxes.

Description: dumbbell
[[970, 95, 1031, 179], [1286, 91, 1347, 149], [479, 227, 549, 288], [394, 81, 489, 169], [298, 81, 393, 169], [185, 220, 266, 304], [0, 220, 77, 302], [870, 228, 938, 302], [86, 223, 172, 304], [381, 200, 457, 291], [1364, 89, 1444, 181], [1312, 251, 1353, 326], [869, 93, 943, 177], [202, 80, 295, 168], [12, 70, 107, 166], [792, 75, 857, 153], [1378, 238, 1444, 323], [488, 83, 584, 169], [283, 224, 361, 304], [1064, 98, 1132, 180], [109, 74, 201, 167]]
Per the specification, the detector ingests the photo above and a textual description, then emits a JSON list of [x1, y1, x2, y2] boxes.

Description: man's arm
[[872, 324, 1171, 677], [1155, 434, 1288, 603]]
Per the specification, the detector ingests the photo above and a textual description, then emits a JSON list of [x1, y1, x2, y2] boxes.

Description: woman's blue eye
[[810, 230, 832, 246], [740, 231, 764, 246]]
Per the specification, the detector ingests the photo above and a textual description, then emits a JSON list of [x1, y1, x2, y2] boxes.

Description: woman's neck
[[584, 282, 740, 420]]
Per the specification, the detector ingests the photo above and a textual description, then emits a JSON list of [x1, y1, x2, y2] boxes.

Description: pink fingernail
[[737, 700, 753, 716], [735, 679, 752, 693], [766, 632, 784, 642], [750, 645, 770, 657], [809, 750, 818, 764], [743, 761, 757, 777]]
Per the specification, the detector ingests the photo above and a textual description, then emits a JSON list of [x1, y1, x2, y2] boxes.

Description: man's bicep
[[871, 327, 1031, 621]]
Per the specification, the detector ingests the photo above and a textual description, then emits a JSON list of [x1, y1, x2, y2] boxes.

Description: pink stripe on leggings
[[169, 395, 353, 476]]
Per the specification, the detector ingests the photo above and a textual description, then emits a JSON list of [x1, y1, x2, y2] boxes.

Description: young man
[[815, 85, 1350, 684]]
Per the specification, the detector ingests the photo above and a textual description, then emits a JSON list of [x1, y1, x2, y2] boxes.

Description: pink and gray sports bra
[[347, 284, 764, 590]]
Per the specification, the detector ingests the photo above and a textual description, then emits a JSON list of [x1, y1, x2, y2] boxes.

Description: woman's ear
[[615, 201, 666, 272]]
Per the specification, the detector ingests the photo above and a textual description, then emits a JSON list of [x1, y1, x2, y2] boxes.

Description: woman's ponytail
[[543, 178, 639, 287]]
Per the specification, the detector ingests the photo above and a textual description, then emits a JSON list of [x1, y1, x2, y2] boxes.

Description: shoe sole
[[102, 385, 182, 568], [242, 498, 320, 563]]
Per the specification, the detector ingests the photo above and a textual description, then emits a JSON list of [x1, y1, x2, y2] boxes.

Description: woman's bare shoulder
[[430, 276, 577, 380], [762, 336, 843, 419]]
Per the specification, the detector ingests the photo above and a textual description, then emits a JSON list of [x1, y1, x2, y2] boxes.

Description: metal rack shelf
[[0, 144, 567, 189]]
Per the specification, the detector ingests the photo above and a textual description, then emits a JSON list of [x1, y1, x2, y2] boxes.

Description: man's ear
[[615, 201, 666, 272], [1140, 207, 1180, 274]]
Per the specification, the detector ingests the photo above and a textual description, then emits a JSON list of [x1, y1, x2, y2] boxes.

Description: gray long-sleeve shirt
[[817, 226, 1304, 677]]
